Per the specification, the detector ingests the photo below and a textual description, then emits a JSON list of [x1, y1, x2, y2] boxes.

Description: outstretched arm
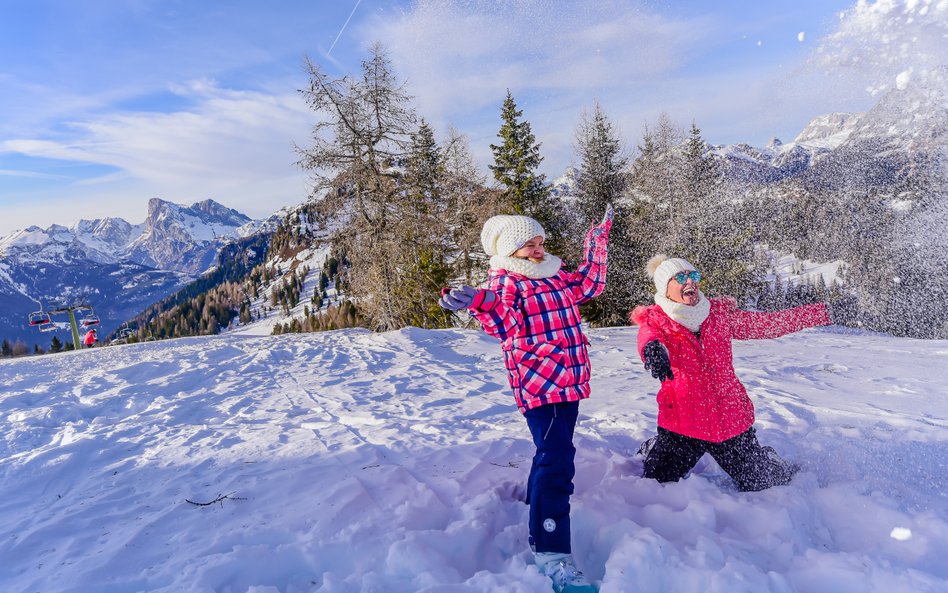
[[728, 302, 831, 340]]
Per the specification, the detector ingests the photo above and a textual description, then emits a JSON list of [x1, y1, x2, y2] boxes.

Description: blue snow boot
[[536, 552, 597, 593]]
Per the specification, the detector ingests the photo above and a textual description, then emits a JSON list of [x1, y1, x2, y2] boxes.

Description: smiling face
[[666, 272, 700, 305], [512, 235, 545, 263]]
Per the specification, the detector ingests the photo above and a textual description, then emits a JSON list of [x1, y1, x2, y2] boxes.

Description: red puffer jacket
[[631, 298, 830, 442]]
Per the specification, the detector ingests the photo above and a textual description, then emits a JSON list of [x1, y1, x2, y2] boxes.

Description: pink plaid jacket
[[471, 224, 610, 413]]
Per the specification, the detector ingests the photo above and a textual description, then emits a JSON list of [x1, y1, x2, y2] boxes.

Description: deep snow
[[0, 325, 945, 593]]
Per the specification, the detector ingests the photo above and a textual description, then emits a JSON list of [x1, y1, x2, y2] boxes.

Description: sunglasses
[[674, 270, 701, 284]]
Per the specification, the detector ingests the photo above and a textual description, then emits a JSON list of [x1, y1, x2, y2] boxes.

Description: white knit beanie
[[480, 215, 546, 257], [646, 254, 697, 296]]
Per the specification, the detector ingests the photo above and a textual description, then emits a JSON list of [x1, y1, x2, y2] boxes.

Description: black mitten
[[643, 340, 674, 382]]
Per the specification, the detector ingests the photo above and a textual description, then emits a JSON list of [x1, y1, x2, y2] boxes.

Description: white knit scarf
[[489, 254, 562, 279], [654, 292, 711, 332]]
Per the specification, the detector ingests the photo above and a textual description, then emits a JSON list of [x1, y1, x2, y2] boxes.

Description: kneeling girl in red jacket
[[630, 254, 833, 491]]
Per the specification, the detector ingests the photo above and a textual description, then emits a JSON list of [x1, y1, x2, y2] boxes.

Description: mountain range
[[2, 73, 944, 349], [0, 198, 260, 347], [711, 68, 947, 189]]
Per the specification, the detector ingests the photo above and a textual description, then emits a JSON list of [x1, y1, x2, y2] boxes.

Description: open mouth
[[682, 286, 698, 299]]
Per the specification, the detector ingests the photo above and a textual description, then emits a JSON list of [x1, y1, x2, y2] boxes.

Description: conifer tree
[[626, 115, 760, 304], [442, 128, 501, 287], [574, 102, 627, 230], [489, 90, 563, 251], [397, 120, 454, 328], [572, 102, 635, 325]]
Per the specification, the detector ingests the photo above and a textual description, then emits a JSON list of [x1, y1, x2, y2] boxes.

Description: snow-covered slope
[[0, 326, 944, 592]]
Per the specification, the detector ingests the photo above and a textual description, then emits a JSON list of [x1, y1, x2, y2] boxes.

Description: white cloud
[[347, 0, 717, 178], [0, 169, 66, 180], [2, 81, 316, 230], [365, 0, 712, 122]]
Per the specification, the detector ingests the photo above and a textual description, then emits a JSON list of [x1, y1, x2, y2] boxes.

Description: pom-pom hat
[[646, 254, 697, 296], [480, 215, 546, 257]]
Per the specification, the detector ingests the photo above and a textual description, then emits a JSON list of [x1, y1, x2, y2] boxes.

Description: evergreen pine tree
[[489, 90, 563, 251], [397, 120, 454, 328], [572, 102, 634, 325], [441, 128, 500, 287], [574, 102, 627, 230]]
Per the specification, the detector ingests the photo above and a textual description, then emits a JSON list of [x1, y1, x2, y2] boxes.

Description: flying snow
[[896, 68, 913, 90]]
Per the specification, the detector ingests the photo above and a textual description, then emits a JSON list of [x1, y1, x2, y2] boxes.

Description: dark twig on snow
[[185, 492, 247, 508], [489, 460, 521, 468]]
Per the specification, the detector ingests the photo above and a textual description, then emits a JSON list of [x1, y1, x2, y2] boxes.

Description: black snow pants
[[642, 426, 796, 492]]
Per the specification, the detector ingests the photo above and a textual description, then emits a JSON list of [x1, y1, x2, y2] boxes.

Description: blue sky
[[0, 0, 943, 236]]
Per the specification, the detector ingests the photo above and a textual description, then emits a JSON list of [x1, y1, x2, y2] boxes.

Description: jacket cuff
[[470, 289, 497, 312]]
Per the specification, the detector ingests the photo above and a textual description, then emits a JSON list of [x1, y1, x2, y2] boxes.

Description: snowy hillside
[[0, 325, 945, 593]]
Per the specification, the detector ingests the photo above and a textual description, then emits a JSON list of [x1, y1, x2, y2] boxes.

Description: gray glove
[[439, 286, 495, 311]]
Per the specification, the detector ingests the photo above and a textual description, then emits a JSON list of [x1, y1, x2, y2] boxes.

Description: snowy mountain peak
[[550, 166, 579, 199], [124, 198, 254, 272], [791, 112, 858, 147], [143, 198, 251, 238], [71, 217, 140, 252], [190, 198, 252, 226]]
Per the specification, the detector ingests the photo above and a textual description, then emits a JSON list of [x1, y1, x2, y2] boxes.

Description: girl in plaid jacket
[[440, 207, 612, 593]]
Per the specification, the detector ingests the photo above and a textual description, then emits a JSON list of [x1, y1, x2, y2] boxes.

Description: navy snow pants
[[524, 401, 578, 554]]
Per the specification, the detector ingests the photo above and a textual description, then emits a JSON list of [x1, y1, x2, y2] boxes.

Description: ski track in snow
[[0, 326, 945, 593]]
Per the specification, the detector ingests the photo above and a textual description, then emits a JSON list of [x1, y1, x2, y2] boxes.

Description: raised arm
[[563, 208, 613, 305]]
